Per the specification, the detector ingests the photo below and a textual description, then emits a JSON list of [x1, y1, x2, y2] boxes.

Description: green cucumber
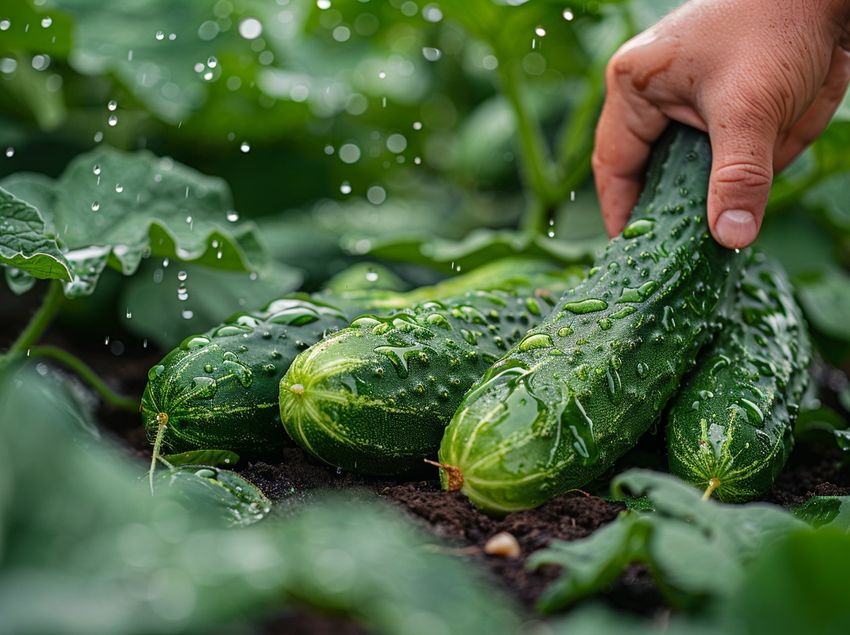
[[437, 124, 744, 514], [666, 252, 811, 502], [142, 258, 569, 459], [141, 297, 351, 457], [280, 284, 573, 476]]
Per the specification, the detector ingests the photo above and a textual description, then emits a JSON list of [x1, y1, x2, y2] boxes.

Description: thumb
[[706, 115, 777, 249]]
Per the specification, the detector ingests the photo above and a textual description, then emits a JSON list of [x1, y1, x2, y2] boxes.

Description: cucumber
[[666, 252, 811, 502], [437, 125, 744, 514], [141, 297, 351, 456], [142, 258, 569, 458], [279, 282, 575, 476]]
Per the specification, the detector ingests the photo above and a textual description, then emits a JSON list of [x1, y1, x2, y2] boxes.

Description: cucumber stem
[[424, 459, 464, 492], [5, 280, 65, 357], [29, 345, 138, 412], [702, 477, 722, 501], [148, 413, 170, 494]]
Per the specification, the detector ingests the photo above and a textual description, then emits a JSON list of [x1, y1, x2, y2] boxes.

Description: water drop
[[107, 114, 118, 127], [114, 183, 123, 193], [226, 210, 239, 222], [340, 181, 352, 195], [4, 147, 13, 158], [562, 8, 574, 20], [240, 141, 251, 153], [92, 164, 101, 176], [41, 16, 52, 28], [107, 99, 118, 111], [563, 299, 608, 314], [155, 31, 165, 41], [623, 218, 655, 238], [91, 201, 100, 212], [534, 26, 546, 37], [518, 333, 553, 351], [238, 17, 263, 40]]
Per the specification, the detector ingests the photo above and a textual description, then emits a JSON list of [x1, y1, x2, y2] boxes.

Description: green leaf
[[156, 465, 270, 527], [323, 261, 409, 294], [793, 496, 850, 531], [529, 513, 652, 612], [120, 259, 302, 349], [359, 228, 600, 271], [794, 406, 850, 451], [796, 266, 850, 343], [160, 449, 240, 467], [534, 470, 805, 613], [0, 187, 70, 281], [725, 529, 850, 635], [2, 147, 264, 298]]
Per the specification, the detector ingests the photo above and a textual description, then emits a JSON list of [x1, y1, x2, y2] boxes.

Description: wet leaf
[[0, 187, 70, 283], [793, 496, 850, 531], [160, 448, 240, 467], [156, 465, 270, 527], [120, 258, 302, 349], [1, 148, 264, 298]]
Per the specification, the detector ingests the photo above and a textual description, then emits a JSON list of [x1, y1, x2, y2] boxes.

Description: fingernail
[[715, 210, 757, 249]]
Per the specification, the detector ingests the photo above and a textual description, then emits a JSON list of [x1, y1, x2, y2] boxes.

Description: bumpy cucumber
[[280, 285, 570, 476], [142, 298, 351, 455], [142, 258, 567, 457], [666, 252, 811, 502], [437, 125, 743, 514]]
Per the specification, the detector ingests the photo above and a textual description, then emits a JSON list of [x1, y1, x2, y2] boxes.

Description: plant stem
[[29, 345, 138, 412], [497, 60, 557, 237], [6, 280, 65, 356]]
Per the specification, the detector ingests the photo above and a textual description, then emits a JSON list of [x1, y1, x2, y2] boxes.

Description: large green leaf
[[120, 258, 302, 349], [1, 147, 264, 298], [0, 188, 70, 282]]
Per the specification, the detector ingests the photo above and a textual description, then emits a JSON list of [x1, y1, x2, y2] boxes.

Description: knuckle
[[713, 162, 773, 190]]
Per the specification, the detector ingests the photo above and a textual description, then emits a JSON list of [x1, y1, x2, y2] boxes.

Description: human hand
[[593, 0, 850, 249]]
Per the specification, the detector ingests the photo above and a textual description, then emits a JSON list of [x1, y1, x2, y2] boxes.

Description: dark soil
[[3, 284, 850, 633]]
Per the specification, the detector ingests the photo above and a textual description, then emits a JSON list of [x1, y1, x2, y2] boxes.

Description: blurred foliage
[[0, 363, 521, 634]]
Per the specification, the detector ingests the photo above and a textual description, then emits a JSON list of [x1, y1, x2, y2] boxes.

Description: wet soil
[[3, 285, 850, 633]]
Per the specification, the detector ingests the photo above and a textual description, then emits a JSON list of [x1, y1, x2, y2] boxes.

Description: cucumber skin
[[666, 252, 811, 502], [438, 125, 744, 514], [280, 287, 566, 476], [141, 298, 350, 455], [142, 260, 569, 456]]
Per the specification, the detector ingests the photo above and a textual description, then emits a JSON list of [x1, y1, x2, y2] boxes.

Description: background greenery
[[1, 0, 849, 633]]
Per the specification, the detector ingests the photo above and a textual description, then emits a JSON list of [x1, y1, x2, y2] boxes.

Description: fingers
[[593, 80, 668, 237], [706, 114, 778, 249], [775, 46, 850, 170]]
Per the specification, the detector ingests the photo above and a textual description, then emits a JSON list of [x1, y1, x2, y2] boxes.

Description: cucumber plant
[[436, 125, 744, 514], [279, 281, 574, 476], [666, 252, 811, 502]]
